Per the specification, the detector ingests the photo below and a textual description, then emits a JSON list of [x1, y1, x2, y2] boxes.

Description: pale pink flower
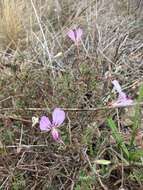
[[111, 80, 134, 107], [67, 28, 83, 45], [39, 108, 65, 141]]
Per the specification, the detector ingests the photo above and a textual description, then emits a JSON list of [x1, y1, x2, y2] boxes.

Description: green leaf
[[94, 159, 111, 165], [130, 149, 143, 161], [130, 84, 143, 146], [108, 118, 129, 158]]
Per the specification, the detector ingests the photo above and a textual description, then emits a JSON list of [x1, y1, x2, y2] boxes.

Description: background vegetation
[[0, 0, 143, 189]]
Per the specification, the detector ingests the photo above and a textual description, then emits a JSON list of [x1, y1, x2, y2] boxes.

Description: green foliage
[[129, 149, 143, 161], [12, 174, 26, 190], [0, 0, 142, 189], [107, 118, 129, 159], [53, 72, 77, 106], [108, 85, 143, 163], [130, 84, 143, 146], [75, 170, 95, 190], [0, 129, 14, 145], [53, 64, 97, 107], [79, 63, 96, 91], [130, 168, 143, 183], [108, 117, 143, 163], [81, 124, 95, 156], [75, 185, 81, 190]]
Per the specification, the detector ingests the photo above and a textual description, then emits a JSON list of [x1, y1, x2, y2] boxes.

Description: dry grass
[[0, 0, 26, 51], [0, 0, 143, 189]]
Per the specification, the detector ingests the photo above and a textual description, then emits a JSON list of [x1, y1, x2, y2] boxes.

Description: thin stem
[[30, 0, 52, 64], [0, 102, 142, 112]]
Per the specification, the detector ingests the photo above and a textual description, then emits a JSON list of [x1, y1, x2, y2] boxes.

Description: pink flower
[[67, 28, 83, 45], [39, 108, 65, 141], [111, 80, 134, 107]]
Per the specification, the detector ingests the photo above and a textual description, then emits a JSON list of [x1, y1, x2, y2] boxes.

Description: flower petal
[[39, 116, 51, 131], [112, 91, 134, 107], [67, 28, 83, 44], [51, 128, 60, 141], [118, 92, 127, 101], [112, 80, 122, 93], [52, 108, 65, 127], [112, 99, 134, 107], [67, 30, 76, 42], [76, 28, 83, 41], [111, 81, 134, 107]]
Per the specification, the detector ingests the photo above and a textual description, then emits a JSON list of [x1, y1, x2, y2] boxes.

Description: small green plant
[[11, 173, 26, 190], [108, 84, 143, 163], [75, 170, 95, 190], [130, 85, 143, 146], [0, 129, 14, 145], [107, 118, 129, 159], [81, 124, 95, 156], [129, 168, 143, 183]]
